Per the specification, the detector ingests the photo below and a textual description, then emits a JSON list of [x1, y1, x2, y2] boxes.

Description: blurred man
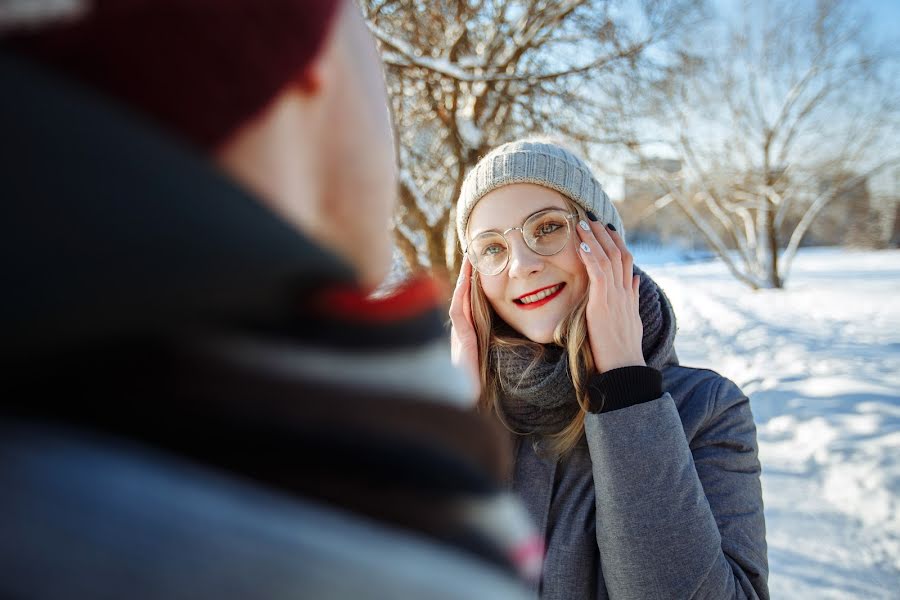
[[0, 1, 539, 597]]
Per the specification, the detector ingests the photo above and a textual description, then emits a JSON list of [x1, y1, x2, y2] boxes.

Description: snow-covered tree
[[618, 0, 900, 289], [362, 0, 701, 282]]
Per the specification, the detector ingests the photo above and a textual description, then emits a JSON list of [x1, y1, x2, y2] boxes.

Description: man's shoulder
[[0, 418, 531, 600]]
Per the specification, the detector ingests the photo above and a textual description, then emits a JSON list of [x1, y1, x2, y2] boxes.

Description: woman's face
[[467, 183, 588, 344]]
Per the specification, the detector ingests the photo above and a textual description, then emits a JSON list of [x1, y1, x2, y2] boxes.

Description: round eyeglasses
[[464, 208, 579, 276]]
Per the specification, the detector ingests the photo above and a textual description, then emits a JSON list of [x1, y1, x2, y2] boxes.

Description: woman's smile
[[513, 282, 566, 309]]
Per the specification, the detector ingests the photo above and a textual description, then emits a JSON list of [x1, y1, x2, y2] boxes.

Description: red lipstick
[[513, 283, 565, 310]]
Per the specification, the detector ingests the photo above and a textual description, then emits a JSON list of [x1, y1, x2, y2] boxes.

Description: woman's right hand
[[449, 256, 481, 400]]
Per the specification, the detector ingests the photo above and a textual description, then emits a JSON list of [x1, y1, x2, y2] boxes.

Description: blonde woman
[[450, 139, 768, 599]]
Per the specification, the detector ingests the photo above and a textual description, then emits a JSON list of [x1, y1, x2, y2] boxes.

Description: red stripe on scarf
[[315, 277, 443, 322]]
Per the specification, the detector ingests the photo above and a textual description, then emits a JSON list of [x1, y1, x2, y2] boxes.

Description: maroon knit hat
[[2, 0, 342, 150]]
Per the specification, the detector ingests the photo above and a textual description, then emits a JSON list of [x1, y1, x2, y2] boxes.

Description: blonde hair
[[469, 201, 594, 457]]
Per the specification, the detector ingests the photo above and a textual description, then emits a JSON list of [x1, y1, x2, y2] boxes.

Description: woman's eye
[[535, 222, 563, 236], [482, 244, 505, 256]]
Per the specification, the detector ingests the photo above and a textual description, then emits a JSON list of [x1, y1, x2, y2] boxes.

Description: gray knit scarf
[[495, 266, 675, 436]]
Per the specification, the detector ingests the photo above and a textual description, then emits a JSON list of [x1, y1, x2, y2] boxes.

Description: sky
[[830, 0, 899, 46], [713, 0, 900, 48]]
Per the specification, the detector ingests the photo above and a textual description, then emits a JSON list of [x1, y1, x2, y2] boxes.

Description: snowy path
[[636, 247, 900, 599]]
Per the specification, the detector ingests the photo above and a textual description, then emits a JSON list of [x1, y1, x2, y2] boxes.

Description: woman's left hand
[[574, 218, 646, 374]]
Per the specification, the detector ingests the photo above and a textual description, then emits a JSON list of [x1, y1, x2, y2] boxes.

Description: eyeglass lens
[[468, 209, 572, 275]]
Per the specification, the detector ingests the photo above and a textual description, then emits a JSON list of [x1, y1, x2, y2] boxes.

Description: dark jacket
[[514, 273, 769, 599], [0, 54, 535, 599]]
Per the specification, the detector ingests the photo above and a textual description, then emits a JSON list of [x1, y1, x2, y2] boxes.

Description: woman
[[450, 139, 768, 599]]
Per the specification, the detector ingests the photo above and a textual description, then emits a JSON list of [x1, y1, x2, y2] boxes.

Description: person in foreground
[[450, 139, 769, 599], [0, 1, 539, 598]]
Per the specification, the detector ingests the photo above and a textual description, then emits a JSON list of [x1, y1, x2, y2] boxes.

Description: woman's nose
[[507, 236, 544, 279]]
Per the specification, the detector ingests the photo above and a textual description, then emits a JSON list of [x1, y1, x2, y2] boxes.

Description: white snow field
[[635, 246, 900, 599]]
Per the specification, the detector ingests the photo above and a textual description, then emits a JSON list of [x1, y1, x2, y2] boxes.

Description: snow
[[371, 24, 489, 83], [634, 246, 900, 598], [456, 113, 484, 150]]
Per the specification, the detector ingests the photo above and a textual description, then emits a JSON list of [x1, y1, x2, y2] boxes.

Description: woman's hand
[[449, 256, 481, 399], [574, 219, 646, 373]]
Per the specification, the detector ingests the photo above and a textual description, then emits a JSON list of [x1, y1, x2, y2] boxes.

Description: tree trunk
[[426, 228, 449, 285], [394, 228, 421, 274], [766, 199, 782, 288]]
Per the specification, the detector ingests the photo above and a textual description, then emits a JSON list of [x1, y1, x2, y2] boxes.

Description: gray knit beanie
[[456, 138, 624, 246]]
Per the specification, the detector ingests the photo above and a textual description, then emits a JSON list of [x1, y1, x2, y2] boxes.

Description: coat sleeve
[[583, 376, 768, 600]]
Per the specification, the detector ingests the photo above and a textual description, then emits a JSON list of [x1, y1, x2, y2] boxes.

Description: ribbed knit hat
[[456, 138, 623, 246], [2, 0, 342, 150]]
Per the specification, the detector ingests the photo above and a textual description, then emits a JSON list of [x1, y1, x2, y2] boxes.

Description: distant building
[[623, 158, 682, 203], [784, 172, 867, 247], [871, 165, 900, 247], [621, 158, 700, 248]]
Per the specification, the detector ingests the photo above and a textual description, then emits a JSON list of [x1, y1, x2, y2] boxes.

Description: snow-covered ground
[[635, 246, 900, 599]]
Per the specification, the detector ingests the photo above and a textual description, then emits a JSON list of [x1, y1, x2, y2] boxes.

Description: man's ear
[[295, 4, 345, 99], [295, 58, 326, 95]]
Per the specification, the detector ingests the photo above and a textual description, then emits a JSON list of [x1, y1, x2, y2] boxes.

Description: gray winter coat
[[513, 272, 768, 600]]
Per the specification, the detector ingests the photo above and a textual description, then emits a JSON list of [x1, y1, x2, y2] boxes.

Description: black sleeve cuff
[[587, 366, 663, 414]]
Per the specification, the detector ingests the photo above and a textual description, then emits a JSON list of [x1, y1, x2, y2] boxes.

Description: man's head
[[6, 0, 398, 289]]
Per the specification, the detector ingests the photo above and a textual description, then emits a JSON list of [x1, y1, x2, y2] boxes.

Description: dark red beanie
[[3, 0, 342, 150]]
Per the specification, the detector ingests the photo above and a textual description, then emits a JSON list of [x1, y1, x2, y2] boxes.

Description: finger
[[451, 257, 468, 300], [631, 272, 640, 316], [450, 259, 471, 323], [576, 218, 612, 276], [457, 256, 469, 282], [605, 226, 634, 290], [587, 220, 623, 288], [576, 235, 608, 298], [461, 258, 475, 321]]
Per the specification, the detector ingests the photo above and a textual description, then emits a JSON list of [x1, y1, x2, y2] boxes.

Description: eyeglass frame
[[462, 208, 581, 276]]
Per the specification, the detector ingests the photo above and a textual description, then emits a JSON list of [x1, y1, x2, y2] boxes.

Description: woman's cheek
[[481, 280, 523, 333], [570, 269, 589, 300], [479, 277, 506, 312]]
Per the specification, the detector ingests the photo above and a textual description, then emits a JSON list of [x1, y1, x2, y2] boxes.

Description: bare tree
[[620, 0, 900, 289], [362, 0, 701, 283]]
